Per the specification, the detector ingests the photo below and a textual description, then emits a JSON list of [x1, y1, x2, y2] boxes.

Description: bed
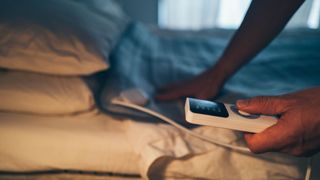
[[101, 24, 320, 179], [1, 0, 320, 179], [0, 110, 139, 175]]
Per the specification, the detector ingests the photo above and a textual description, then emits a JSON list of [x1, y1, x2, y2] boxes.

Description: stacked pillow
[[0, 0, 129, 115], [0, 70, 95, 115], [0, 23, 108, 75], [0, 0, 129, 69]]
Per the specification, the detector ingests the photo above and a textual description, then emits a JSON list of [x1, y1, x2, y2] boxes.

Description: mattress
[[0, 109, 140, 175]]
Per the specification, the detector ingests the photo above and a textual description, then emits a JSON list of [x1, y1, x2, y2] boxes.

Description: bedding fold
[[124, 120, 308, 179], [0, 111, 140, 174], [103, 23, 320, 179]]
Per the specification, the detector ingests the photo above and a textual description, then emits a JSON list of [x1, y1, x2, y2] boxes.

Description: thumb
[[236, 96, 288, 115]]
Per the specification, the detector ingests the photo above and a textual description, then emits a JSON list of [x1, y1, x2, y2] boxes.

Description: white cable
[[112, 98, 314, 179], [111, 98, 250, 152], [304, 158, 313, 180]]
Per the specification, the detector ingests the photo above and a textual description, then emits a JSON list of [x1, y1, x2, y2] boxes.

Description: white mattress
[[0, 109, 140, 175]]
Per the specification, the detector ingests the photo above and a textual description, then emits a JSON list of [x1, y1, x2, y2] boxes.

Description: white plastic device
[[185, 98, 278, 133], [111, 90, 312, 179]]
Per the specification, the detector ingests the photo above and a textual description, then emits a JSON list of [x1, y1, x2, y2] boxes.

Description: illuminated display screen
[[189, 98, 229, 118]]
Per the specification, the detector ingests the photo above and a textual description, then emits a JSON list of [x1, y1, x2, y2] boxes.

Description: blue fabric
[[110, 23, 228, 95], [109, 23, 320, 98]]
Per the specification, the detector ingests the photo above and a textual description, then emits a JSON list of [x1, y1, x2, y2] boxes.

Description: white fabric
[[1, 25, 319, 179], [124, 120, 309, 179], [0, 70, 95, 115], [0, 23, 108, 75], [0, 110, 139, 174], [0, 109, 312, 179], [102, 25, 320, 179]]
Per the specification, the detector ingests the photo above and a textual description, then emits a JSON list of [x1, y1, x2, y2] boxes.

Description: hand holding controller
[[185, 98, 278, 133]]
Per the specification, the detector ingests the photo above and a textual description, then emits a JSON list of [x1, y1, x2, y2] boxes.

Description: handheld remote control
[[185, 98, 278, 133]]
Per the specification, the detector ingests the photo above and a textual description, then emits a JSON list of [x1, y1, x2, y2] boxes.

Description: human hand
[[155, 68, 225, 101], [237, 87, 320, 157]]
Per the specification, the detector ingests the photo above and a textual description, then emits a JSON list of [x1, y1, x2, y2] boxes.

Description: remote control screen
[[189, 98, 229, 118]]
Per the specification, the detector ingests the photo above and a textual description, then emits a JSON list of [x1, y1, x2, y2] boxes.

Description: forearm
[[212, 0, 305, 83]]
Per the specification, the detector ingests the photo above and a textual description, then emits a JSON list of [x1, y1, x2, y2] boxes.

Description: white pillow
[[0, 70, 95, 115], [0, 0, 130, 75], [0, 23, 108, 75]]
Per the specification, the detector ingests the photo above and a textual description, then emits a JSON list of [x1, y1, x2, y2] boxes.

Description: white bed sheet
[[124, 120, 312, 179], [103, 23, 320, 179], [1, 23, 320, 179], [1, 108, 315, 179], [0, 109, 140, 175]]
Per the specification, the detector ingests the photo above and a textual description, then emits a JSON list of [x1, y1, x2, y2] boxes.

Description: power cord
[[113, 97, 253, 152], [305, 158, 313, 180], [111, 98, 313, 180]]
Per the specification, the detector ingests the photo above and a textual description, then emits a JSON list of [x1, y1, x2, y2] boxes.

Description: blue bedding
[[109, 23, 320, 100], [101, 23, 320, 127]]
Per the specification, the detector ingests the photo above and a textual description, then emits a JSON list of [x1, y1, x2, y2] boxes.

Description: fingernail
[[237, 99, 249, 108]]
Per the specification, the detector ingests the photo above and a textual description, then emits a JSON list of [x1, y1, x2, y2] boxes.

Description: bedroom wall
[[117, 0, 158, 24]]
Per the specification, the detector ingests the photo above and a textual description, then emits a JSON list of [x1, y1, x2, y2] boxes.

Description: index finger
[[244, 116, 292, 153]]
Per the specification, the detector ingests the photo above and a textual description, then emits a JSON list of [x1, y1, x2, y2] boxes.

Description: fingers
[[155, 83, 189, 101], [155, 83, 216, 101], [237, 96, 289, 115], [244, 120, 289, 153], [155, 70, 222, 101], [240, 96, 293, 153], [245, 120, 319, 157], [195, 87, 218, 100], [155, 89, 185, 101]]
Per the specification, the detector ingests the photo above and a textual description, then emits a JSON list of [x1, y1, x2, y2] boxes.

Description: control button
[[238, 110, 251, 116], [230, 105, 260, 119]]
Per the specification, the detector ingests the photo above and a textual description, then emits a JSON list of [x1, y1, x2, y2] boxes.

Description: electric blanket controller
[[185, 98, 278, 133]]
